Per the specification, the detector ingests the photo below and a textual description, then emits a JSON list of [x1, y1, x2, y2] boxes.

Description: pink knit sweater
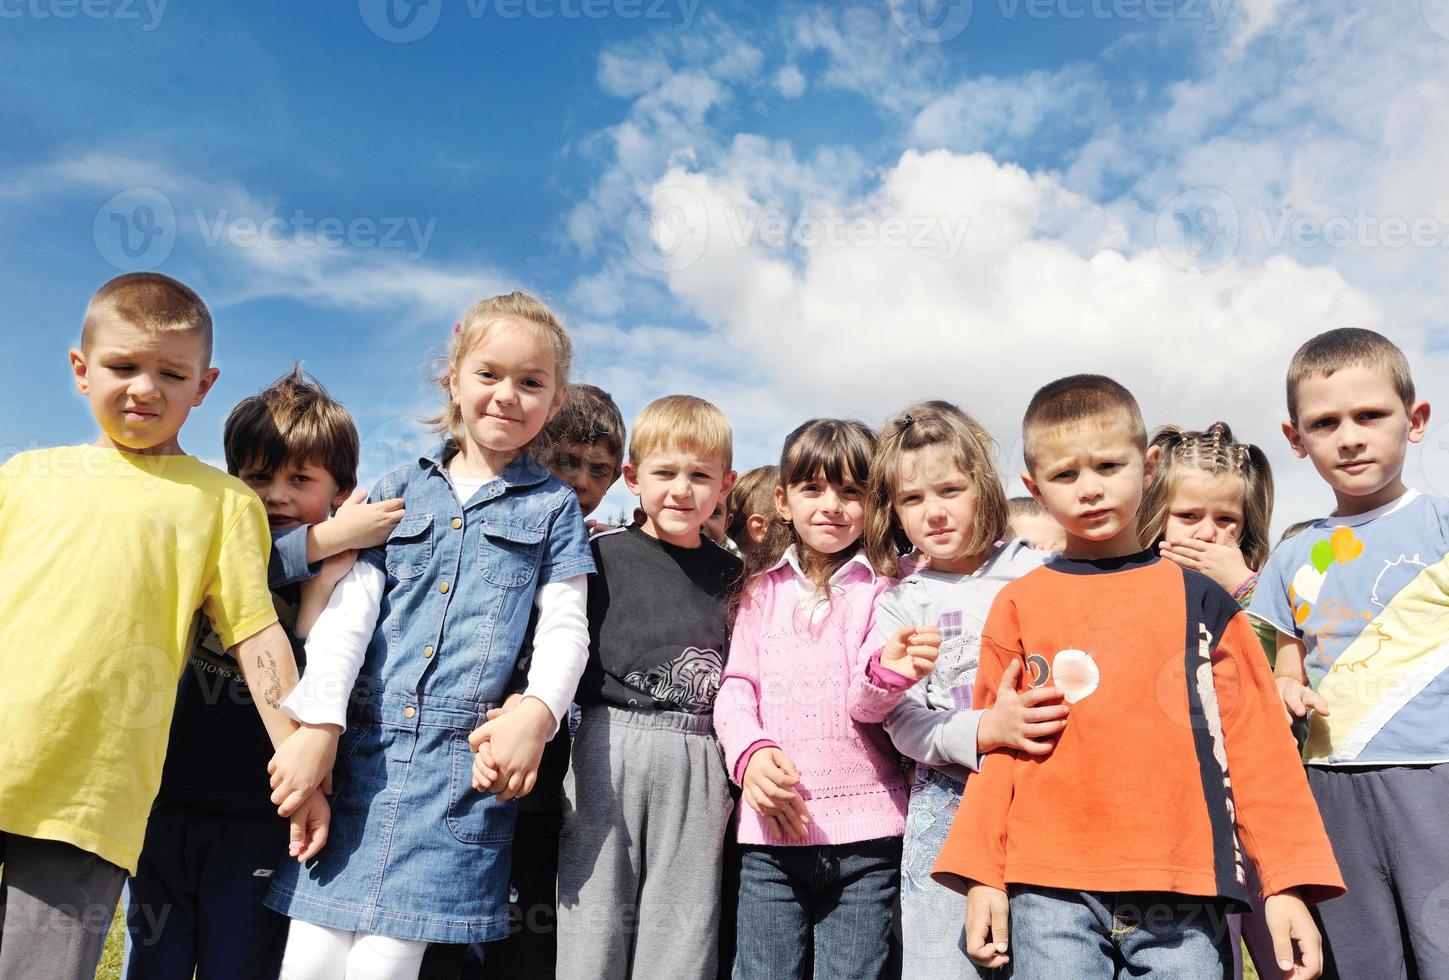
[[713, 549, 909, 847]]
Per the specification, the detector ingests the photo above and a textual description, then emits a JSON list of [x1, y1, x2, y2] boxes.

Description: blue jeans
[[733, 837, 901, 980], [1007, 886, 1231, 979], [901, 768, 975, 976]]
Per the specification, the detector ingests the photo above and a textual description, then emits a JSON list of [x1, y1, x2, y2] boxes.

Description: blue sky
[[5, 0, 1449, 524]]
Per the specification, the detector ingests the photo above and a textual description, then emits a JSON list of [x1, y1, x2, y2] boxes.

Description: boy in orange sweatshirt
[[932, 374, 1344, 979]]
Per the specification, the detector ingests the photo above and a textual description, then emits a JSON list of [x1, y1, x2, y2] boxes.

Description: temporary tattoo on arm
[[259, 651, 283, 708]]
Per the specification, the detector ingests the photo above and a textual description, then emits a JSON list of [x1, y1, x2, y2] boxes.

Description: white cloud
[[773, 65, 806, 99], [908, 66, 1107, 157], [562, 1, 1449, 526]]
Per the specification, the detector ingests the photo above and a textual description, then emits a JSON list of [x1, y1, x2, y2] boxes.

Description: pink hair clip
[[452, 320, 462, 334]]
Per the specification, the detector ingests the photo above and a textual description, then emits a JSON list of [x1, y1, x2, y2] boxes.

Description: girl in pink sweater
[[713, 418, 910, 980]]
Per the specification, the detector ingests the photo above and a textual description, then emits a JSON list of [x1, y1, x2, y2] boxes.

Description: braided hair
[[1138, 421, 1275, 571]]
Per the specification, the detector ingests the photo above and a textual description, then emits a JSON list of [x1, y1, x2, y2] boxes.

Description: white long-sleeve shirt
[[283, 561, 589, 734]]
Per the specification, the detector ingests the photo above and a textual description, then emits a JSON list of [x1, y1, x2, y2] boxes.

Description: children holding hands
[[0, 274, 333, 980], [31, 271, 1443, 980], [264, 292, 594, 980]]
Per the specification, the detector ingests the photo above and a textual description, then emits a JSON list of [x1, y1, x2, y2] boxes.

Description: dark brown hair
[[224, 365, 360, 492], [1022, 374, 1145, 471], [540, 383, 626, 473], [740, 418, 885, 591]]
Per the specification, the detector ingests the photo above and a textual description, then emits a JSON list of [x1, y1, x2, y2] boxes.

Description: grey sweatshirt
[[868, 538, 1048, 784]]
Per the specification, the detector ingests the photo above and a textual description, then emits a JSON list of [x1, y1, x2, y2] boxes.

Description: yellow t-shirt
[[0, 445, 277, 872]]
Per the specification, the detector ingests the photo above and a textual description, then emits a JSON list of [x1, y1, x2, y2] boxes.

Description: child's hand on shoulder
[[325, 489, 406, 551], [1264, 889, 1324, 979], [288, 790, 331, 862], [964, 883, 1010, 968], [1158, 538, 1253, 594], [879, 624, 942, 681], [977, 660, 1070, 756], [467, 696, 554, 802], [268, 722, 341, 816], [741, 747, 812, 843]]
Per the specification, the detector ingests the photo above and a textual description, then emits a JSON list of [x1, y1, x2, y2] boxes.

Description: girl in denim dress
[[265, 293, 595, 980]]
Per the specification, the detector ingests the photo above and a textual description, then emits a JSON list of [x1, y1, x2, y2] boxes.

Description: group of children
[[0, 271, 1444, 980]]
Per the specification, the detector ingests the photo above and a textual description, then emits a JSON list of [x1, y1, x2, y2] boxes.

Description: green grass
[[95, 904, 125, 980]]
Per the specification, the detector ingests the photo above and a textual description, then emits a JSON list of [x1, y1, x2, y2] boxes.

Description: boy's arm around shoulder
[[1215, 609, 1345, 905], [930, 596, 1022, 895], [713, 584, 779, 784]]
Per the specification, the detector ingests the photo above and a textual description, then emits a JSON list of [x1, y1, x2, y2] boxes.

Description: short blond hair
[[82, 272, 213, 365], [1022, 374, 1146, 472], [425, 290, 572, 446], [1286, 328, 1414, 424], [628, 395, 733, 470]]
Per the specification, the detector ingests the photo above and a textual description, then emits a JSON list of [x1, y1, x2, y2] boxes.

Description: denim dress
[[266, 444, 594, 944]]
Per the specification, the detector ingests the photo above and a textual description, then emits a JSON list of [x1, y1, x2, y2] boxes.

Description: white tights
[[278, 920, 429, 980]]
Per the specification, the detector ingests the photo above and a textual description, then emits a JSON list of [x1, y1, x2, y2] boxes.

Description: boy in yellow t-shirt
[[0, 273, 333, 980]]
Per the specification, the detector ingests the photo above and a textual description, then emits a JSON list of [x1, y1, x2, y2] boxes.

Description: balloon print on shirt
[[1290, 526, 1364, 624], [1025, 648, 1100, 703], [623, 646, 724, 714]]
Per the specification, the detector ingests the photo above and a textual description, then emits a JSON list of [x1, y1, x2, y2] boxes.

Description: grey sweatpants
[[556, 705, 734, 980], [1306, 764, 1449, 980], [0, 832, 127, 980]]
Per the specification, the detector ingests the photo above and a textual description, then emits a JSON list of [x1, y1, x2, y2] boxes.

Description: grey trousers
[[0, 832, 127, 980], [1307, 764, 1449, 980], [556, 705, 734, 980]]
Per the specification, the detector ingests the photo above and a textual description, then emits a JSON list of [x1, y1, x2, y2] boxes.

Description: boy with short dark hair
[[1249, 327, 1449, 978], [121, 366, 403, 980], [934, 374, 1344, 978], [0, 275, 331, 980]]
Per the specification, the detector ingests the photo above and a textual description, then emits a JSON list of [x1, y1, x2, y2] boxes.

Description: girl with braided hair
[[1139, 420, 1280, 980], [1141, 421, 1275, 608]]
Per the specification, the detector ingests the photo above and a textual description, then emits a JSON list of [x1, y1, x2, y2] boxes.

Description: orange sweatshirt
[[931, 551, 1344, 907]]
